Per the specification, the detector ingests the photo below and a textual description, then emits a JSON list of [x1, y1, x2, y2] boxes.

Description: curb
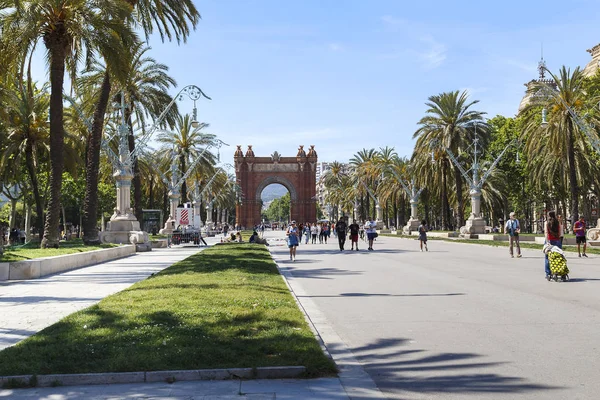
[[269, 252, 335, 364], [0, 366, 306, 388], [269, 246, 387, 399]]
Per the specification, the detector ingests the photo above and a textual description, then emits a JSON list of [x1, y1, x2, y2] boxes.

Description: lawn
[[382, 234, 600, 254], [0, 239, 118, 262], [0, 244, 336, 377]]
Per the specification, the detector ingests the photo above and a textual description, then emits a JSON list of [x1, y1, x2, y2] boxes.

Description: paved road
[[269, 231, 600, 400]]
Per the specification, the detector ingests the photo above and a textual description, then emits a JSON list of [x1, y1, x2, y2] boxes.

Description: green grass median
[[0, 239, 118, 262], [0, 244, 336, 377]]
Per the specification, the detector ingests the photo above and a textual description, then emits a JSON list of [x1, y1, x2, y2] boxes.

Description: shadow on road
[[338, 337, 560, 396], [279, 266, 363, 279], [298, 292, 465, 298]]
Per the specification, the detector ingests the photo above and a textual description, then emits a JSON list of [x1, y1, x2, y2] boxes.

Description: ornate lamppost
[[431, 128, 518, 237]]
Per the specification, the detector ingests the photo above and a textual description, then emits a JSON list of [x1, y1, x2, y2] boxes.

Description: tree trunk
[[453, 164, 464, 229], [41, 39, 67, 249], [567, 122, 579, 224], [423, 190, 430, 227], [149, 178, 154, 209], [441, 160, 450, 230], [24, 203, 31, 242], [9, 198, 17, 229], [82, 72, 111, 245], [62, 205, 67, 239], [25, 142, 44, 237], [180, 156, 187, 203]]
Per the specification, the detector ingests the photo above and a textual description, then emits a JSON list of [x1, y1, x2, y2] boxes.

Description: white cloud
[[418, 35, 447, 69], [379, 16, 447, 69], [328, 43, 343, 52], [459, 87, 489, 96], [380, 15, 406, 27]]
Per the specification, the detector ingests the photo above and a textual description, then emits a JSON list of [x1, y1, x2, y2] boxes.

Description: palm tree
[[82, 0, 200, 243], [411, 135, 450, 229], [0, 79, 50, 237], [350, 149, 379, 220], [0, 0, 136, 248], [521, 66, 600, 222], [319, 161, 352, 220], [413, 90, 488, 230]]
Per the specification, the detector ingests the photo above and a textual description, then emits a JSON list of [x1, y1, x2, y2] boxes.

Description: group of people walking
[[285, 218, 380, 261], [505, 210, 589, 280]]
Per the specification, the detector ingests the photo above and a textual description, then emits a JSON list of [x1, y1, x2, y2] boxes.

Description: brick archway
[[234, 145, 318, 228]]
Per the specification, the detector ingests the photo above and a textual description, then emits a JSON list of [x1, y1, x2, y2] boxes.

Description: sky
[[28, 0, 600, 167]]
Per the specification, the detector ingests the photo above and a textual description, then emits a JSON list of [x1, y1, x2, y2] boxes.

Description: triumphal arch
[[234, 145, 318, 228]]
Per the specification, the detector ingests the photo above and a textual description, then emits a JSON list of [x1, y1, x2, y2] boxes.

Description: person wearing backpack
[[505, 212, 521, 258]]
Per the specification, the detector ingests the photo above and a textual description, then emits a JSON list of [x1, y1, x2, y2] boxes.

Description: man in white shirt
[[365, 218, 377, 251]]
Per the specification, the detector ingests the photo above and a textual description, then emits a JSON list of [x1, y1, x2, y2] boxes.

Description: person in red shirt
[[573, 216, 588, 258]]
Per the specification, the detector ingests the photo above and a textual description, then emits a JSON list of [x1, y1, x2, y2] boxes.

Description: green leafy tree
[[0, 0, 136, 248], [265, 193, 291, 223], [521, 66, 600, 222]]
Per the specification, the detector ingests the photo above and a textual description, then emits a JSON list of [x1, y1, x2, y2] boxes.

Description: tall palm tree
[[0, 0, 136, 248], [156, 115, 217, 204], [319, 161, 352, 219], [522, 66, 600, 222], [82, 0, 200, 243], [413, 90, 488, 230], [0, 79, 49, 236], [350, 148, 379, 220]]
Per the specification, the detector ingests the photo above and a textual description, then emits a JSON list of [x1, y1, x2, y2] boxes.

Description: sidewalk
[[0, 245, 204, 351], [0, 236, 357, 400]]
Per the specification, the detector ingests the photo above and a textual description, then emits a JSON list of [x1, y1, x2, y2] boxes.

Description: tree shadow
[[279, 266, 363, 279], [334, 337, 560, 396], [297, 292, 465, 298]]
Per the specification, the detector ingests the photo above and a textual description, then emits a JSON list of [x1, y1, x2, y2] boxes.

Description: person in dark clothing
[[348, 221, 360, 251], [335, 218, 348, 251]]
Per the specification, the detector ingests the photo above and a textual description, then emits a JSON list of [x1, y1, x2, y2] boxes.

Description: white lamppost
[[431, 127, 518, 236]]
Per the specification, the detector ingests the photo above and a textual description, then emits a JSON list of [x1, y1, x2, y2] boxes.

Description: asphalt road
[[268, 231, 600, 400]]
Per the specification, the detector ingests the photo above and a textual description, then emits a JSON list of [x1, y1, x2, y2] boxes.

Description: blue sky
[[29, 0, 600, 165]]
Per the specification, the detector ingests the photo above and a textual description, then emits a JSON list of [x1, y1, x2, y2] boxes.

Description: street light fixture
[[191, 102, 200, 129]]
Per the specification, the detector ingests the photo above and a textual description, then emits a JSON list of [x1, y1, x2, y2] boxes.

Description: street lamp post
[[386, 168, 424, 234], [431, 128, 518, 236]]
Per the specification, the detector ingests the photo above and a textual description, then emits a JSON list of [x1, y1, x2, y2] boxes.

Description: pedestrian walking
[[505, 212, 521, 258], [286, 221, 299, 261], [335, 217, 347, 251], [311, 223, 318, 244], [418, 219, 428, 252], [303, 222, 311, 244], [348, 220, 360, 251], [365, 218, 377, 251], [322, 223, 329, 244], [544, 211, 562, 281], [574, 216, 588, 257]]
